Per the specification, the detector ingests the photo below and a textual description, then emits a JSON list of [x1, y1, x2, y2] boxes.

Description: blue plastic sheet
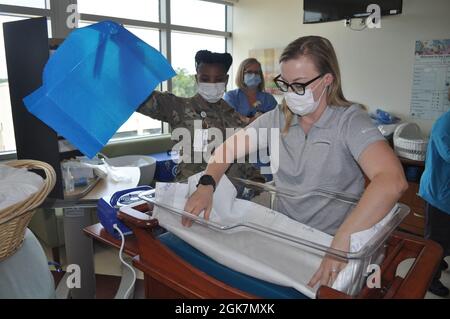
[[24, 21, 176, 158], [370, 109, 401, 125]]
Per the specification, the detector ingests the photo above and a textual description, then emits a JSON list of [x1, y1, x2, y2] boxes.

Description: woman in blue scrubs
[[223, 58, 278, 124], [419, 88, 450, 297]]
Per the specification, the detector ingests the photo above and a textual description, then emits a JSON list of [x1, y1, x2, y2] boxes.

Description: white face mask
[[197, 82, 226, 103], [284, 79, 327, 116]]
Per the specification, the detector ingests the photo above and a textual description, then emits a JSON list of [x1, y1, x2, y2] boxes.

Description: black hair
[[195, 50, 233, 73]]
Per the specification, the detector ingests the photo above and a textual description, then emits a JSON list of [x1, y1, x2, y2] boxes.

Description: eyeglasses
[[273, 74, 323, 96]]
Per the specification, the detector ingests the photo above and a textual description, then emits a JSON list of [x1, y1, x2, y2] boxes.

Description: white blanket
[[0, 165, 44, 212], [153, 172, 396, 298]]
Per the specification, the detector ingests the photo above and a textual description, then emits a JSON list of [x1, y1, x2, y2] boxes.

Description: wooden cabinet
[[364, 157, 426, 237], [397, 158, 426, 236], [398, 181, 426, 236]]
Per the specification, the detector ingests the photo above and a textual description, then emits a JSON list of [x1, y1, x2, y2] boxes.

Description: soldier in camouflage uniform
[[137, 50, 265, 183]]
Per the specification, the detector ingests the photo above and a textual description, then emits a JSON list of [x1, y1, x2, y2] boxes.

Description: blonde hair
[[235, 58, 265, 91], [279, 36, 354, 134]]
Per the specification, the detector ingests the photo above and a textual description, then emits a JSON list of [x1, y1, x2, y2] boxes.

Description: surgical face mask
[[197, 82, 226, 103], [284, 79, 327, 116], [244, 73, 261, 88]]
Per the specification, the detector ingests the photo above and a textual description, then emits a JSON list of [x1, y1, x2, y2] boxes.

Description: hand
[[239, 115, 250, 125], [247, 112, 262, 124], [308, 234, 350, 289], [247, 116, 257, 123], [182, 185, 214, 227]]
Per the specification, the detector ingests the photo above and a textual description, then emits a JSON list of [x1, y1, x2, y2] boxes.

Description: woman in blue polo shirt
[[224, 58, 277, 124]]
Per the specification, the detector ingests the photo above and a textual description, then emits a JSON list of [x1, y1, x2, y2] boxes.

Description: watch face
[[198, 175, 216, 190]]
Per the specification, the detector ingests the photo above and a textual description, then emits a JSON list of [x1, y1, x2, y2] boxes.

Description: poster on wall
[[249, 48, 283, 95], [410, 39, 450, 120]]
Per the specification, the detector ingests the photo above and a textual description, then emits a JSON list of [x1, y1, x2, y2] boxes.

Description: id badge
[[194, 129, 209, 152]]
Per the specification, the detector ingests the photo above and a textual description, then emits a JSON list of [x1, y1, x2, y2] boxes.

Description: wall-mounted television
[[304, 0, 402, 24]]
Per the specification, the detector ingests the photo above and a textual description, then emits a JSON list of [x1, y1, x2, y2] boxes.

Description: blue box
[[150, 151, 179, 182]]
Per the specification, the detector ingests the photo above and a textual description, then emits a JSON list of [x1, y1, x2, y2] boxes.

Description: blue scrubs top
[[223, 89, 277, 117], [419, 110, 450, 215]]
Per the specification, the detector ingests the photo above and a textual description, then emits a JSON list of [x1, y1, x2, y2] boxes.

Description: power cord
[[113, 223, 136, 299]]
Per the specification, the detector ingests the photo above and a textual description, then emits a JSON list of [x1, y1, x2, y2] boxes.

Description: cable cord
[[113, 224, 136, 299]]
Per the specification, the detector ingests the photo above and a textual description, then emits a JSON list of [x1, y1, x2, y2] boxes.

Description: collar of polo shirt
[[289, 105, 337, 129]]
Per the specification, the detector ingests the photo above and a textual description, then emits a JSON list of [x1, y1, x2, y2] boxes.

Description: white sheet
[[153, 172, 396, 298], [0, 165, 44, 212]]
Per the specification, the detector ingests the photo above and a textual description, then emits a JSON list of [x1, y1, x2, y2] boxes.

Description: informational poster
[[249, 48, 283, 95], [410, 39, 450, 120]]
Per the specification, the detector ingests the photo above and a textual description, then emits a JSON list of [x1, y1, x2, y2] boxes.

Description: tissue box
[[150, 151, 179, 182]]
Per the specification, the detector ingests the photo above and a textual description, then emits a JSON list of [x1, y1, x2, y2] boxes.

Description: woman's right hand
[[182, 185, 214, 227]]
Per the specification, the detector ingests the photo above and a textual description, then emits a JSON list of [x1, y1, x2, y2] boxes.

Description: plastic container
[[138, 178, 410, 297], [104, 155, 156, 186]]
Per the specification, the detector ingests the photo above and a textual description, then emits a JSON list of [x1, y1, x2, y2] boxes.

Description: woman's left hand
[[239, 115, 250, 125], [308, 234, 350, 289]]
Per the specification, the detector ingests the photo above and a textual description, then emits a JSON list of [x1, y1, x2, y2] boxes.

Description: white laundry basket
[[393, 123, 428, 161]]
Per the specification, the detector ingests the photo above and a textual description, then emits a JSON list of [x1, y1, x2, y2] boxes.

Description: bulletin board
[[410, 39, 450, 120]]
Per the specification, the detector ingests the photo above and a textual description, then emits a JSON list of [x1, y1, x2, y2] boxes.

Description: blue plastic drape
[[24, 21, 176, 158]]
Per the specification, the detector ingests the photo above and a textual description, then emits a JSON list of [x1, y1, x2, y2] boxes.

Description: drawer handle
[[413, 212, 425, 219]]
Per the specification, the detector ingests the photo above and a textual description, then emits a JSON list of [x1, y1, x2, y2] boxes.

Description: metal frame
[[0, 0, 233, 158], [0, 4, 50, 17]]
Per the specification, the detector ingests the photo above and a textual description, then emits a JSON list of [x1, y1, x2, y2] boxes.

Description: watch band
[[196, 174, 216, 192]]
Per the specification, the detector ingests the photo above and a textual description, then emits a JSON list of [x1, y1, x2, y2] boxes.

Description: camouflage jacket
[[137, 92, 264, 182]]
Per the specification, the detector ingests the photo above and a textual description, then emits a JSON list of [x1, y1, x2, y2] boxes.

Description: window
[[77, 0, 159, 22], [0, 0, 49, 9], [171, 0, 226, 31], [171, 31, 226, 97], [114, 25, 162, 138], [0, 0, 232, 157], [77, 20, 163, 139]]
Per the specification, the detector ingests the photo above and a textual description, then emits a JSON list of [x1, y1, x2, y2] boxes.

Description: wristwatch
[[196, 174, 216, 192]]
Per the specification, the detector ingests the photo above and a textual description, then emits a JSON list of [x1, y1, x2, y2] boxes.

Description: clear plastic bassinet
[[137, 178, 410, 297]]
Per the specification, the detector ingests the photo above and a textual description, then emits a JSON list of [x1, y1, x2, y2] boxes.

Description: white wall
[[232, 0, 450, 134]]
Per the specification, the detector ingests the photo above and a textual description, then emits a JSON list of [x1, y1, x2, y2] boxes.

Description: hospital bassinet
[[113, 178, 442, 298], [0, 160, 56, 260]]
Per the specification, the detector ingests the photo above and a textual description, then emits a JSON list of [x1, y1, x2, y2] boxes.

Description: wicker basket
[[393, 123, 428, 161], [0, 160, 56, 261]]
